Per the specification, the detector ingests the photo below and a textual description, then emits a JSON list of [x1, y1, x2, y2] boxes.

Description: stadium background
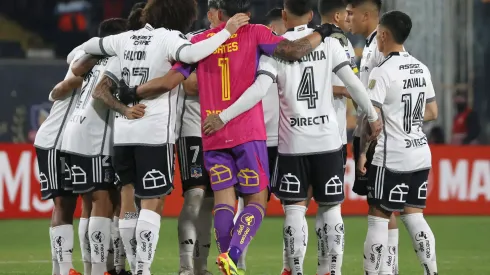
[[0, 0, 489, 274]]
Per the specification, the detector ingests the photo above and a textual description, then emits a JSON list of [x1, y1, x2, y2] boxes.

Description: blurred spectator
[[54, 0, 91, 57], [451, 90, 481, 144], [428, 126, 445, 144]]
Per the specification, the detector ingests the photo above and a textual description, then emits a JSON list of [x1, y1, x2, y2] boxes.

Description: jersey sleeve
[[256, 55, 279, 81], [97, 34, 121, 56], [104, 57, 122, 83], [171, 62, 196, 79], [367, 67, 390, 108], [425, 71, 436, 103], [166, 30, 192, 62], [254, 25, 285, 56], [329, 38, 350, 74], [332, 41, 356, 87]]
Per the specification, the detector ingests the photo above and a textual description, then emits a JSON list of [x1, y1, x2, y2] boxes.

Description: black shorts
[[367, 165, 430, 212], [352, 137, 376, 196], [272, 148, 345, 205], [113, 145, 175, 199], [35, 148, 74, 200], [64, 154, 115, 194], [342, 144, 347, 173], [177, 136, 211, 195]]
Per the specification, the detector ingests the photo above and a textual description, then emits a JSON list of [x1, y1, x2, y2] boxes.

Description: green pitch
[[1, 217, 489, 274]]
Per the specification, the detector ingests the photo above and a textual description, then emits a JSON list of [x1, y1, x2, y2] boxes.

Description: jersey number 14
[[401, 92, 425, 134], [297, 66, 319, 109]]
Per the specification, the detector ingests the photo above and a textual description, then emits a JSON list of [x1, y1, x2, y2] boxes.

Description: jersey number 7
[[297, 66, 319, 109]]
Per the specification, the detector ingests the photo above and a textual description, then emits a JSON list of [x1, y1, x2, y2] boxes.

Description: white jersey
[[61, 56, 121, 156], [34, 50, 85, 150], [354, 30, 385, 137], [258, 25, 349, 155], [332, 38, 357, 144], [99, 24, 189, 145], [368, 52, 435, 172], [263, 84, 279, 147], [179, 29, 207, 138]]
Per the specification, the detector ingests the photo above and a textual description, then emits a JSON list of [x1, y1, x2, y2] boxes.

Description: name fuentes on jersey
[[290, 115, 329, 127]]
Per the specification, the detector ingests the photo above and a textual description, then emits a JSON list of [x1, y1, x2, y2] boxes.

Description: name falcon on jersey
[[124, 50, 147, 61], [290, 114, 329, 127], [403, 77, 426, 89], [275, 50, 327, 64]]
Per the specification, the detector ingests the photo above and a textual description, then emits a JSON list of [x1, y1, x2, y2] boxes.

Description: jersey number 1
[[401, 92, 425, 134], [218, 58, 231, 101], [297, 66, 319, 109]]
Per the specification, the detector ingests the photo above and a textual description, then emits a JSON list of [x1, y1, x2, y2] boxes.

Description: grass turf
[[0, 217, 488, 274]]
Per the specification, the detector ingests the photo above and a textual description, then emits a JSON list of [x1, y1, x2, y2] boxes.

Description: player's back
[[274, 25, 342, 155], [192, 23, 283, 150], [110, 24, 183, 145], [371, 52, 434, 172]]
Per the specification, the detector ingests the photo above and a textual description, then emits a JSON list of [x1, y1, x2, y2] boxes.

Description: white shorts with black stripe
[[367, 165, 430, 212], [63, 153, 116, 194], [113, 145, 176, 199], [35, 148, 74, 200]]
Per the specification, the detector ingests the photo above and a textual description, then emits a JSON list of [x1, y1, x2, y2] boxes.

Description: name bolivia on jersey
[[0, 144, 489, 218]]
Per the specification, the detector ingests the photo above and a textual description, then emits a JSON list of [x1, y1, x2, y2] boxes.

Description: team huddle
[[34, 0, 439, 275]]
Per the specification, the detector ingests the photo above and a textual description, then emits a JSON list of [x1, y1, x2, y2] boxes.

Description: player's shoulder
[[186, 28, 208, 39]]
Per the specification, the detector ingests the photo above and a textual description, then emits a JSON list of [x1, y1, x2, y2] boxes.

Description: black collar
[[386, 52, 400, 57], [366, 31, 377, 47]]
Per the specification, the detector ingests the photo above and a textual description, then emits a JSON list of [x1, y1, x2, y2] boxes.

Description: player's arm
[[424, 76, 438, 121], [182, 72, 198, 96], [82, 34, 120, 56], [49, 76, 83, 102], [262, 24, 342, 61], [71, 54, 101, 77], [67, 44, 83, 64], [174, 14, 249, 64]]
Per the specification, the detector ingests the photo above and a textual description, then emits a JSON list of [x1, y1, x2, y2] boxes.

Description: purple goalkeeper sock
[[213, 204, 235, 253], [228, 203, 265, 264]]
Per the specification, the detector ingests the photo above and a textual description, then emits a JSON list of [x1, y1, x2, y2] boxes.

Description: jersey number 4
[[297, 66, 319, 109], [401, 92, 425, 134]]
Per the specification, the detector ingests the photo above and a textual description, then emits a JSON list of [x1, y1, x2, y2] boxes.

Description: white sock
[[235, 197, 247, 270], [112, 217, 126, 272], [135, 209, 161, 275], [89, 217, 112, 274], [178, 188, 205, 269], [316, 210, 328, 275], [282, 206, 289, 272], [364, 215, 389, 275], [283, 205, 307, 275], [320, 205, 344, 275], [50, 227, 60, 275], [401, 213, 438, 275], [52, 224, 74, 275], [194, 197, 214, 272], [78, 218, 92, 275], [380, 229, 399, 274], [107, 225, 115, 272], [120, 214, 138, 273]]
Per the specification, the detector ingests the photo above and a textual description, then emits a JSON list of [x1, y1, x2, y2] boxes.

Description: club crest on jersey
[[190, 165, 202, 179], [368, 79, 376, 89]]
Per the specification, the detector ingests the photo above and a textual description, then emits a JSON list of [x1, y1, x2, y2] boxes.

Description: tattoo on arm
[[273, 38, 313, 61], [93, 76, 128, 115]]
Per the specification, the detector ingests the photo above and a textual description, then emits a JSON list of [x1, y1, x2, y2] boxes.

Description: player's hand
[[117, 79, 140, 105], [357, 153, 368, 176], [368, 117, 382, 141], [225, 13, 250, 35], [313, 23, 343, 41], [203, 114, 225, 135], [124, 104, 146, 120]]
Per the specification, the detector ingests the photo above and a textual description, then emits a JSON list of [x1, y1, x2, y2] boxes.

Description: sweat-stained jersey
[[368, 52, 435, 172], [173, 23, 285, 151]]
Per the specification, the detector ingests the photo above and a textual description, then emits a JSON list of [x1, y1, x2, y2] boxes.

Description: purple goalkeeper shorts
[[203, 141, 270, 194]]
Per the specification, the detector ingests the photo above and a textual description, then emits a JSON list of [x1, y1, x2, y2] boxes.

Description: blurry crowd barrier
[[0, 144, 489, 219]]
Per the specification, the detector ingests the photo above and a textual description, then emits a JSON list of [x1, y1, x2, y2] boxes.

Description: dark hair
[[219, 0, 251, 17], [284, 0, 312, 17], [98, 18, 128, 37], [208, 0, 219, 10], [131, 2, 146, 11], [141, 0, 197, 33], [318, 0, 346, 16], [379, 10, 412, 44], [127, 8, 144, 30], [345, 0, 382, 11], [266, 8, 283, 24]]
